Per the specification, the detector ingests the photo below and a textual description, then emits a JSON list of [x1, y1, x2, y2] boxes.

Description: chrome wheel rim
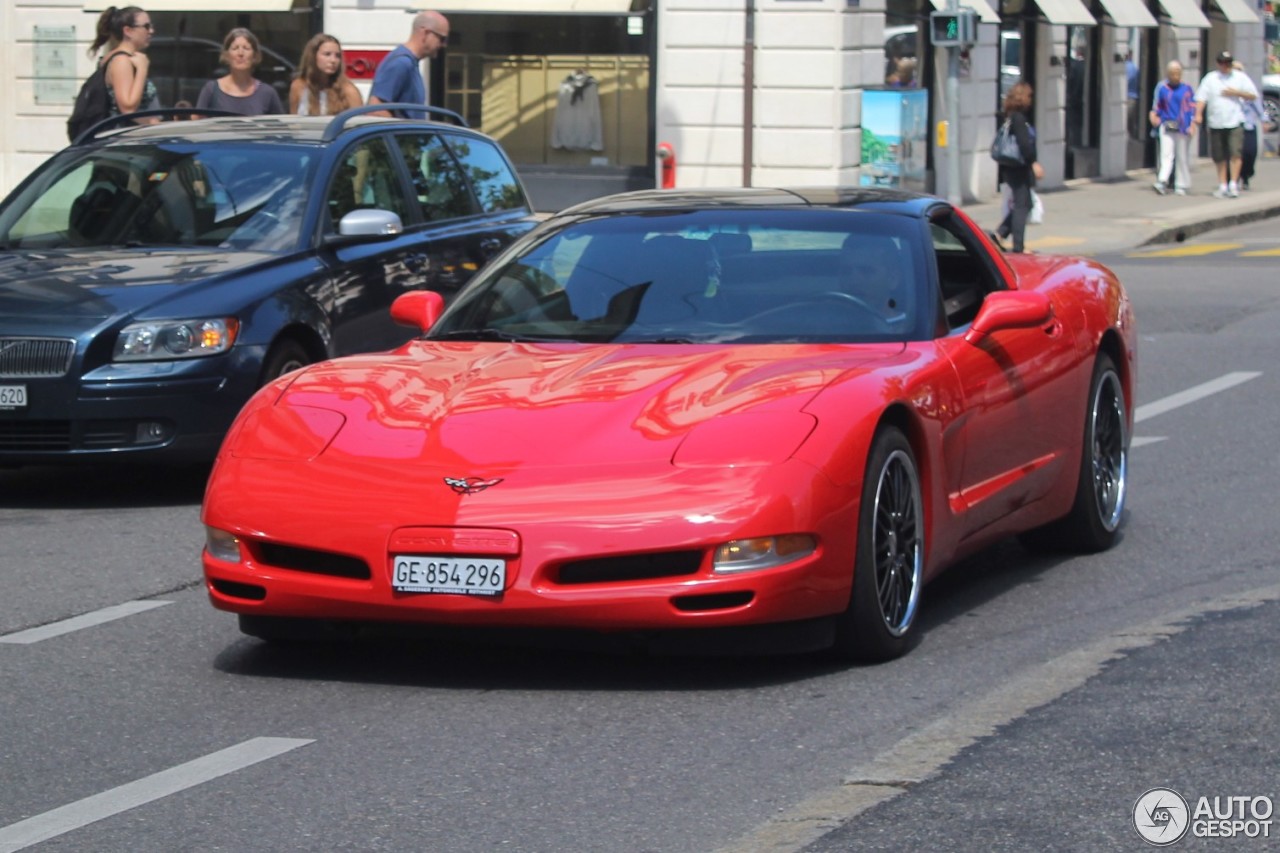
[[1090, 369, 1127, 532], [872, 449, 923, 637]]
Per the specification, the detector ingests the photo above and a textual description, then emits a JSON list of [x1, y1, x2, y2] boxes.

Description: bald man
[[368, 11, 450, 118]]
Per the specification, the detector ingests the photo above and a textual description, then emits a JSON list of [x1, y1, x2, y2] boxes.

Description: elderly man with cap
[[1194, 50, 1258, 198], [368, 10, 450, 118]]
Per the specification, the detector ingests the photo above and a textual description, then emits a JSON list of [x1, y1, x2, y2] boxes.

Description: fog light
[[713, 534, 817, 574], [135, 421, 170, 444], [205, 527, 243, 563]]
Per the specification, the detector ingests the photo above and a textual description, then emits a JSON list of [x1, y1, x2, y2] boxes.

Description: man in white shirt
[[1194, 50, 1259, 198]]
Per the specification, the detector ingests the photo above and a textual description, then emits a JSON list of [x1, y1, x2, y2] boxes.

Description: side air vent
[[556, 551, 703, 584], [255, 542, 371, 580]]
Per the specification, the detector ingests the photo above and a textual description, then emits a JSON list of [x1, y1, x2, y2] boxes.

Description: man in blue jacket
[[1149, 60, 1196, 196]]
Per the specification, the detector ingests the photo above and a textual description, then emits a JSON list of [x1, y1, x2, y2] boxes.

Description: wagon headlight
[[115, 318, 239, 361], [713, 534, 817, 574], [205, 527, 243, 563]]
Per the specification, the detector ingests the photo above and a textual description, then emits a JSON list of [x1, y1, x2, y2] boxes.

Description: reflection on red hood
[[279, 342, 904, 467]]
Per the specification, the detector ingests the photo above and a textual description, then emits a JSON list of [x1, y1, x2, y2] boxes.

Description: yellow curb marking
[[1025, 235, 1087, 249], [1239, 248, 1280, 257], [1126, 242, 1243, 258]]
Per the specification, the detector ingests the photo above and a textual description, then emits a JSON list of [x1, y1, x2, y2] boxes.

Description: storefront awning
[[435, 1, 645, 13], [1153, 0, 1212, 28], [929, 0, 1001, 25], [1207, 0, 1260, 23], [83, 0, 297, 10], [1031, 0, 1098, 25], [1096, 0, 1158, 27]]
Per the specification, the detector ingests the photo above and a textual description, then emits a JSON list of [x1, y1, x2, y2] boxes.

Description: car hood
[[0, 248, 274, 324], [259, 342, 906, 469]]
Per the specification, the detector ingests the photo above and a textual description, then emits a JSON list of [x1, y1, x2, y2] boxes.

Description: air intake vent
[[557, 551, 703, 584], [0, 421, 72, 451], [255, 542, 371, 580]]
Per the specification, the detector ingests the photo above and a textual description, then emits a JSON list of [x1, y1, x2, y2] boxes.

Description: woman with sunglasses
[[290, 33, 363, 116], [90, 6, 159, 120]]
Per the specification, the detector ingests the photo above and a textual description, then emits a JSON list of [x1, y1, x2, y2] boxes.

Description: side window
[[930, 216, 1002, 331], [446, 136, 527, 213], [394, 133, 477, 223], [325, 137, 412, 231]]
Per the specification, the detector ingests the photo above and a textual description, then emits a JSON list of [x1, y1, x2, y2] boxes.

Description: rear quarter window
[[446, 136, 527, 214]]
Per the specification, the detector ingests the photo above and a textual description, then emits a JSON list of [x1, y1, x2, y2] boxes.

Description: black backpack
[[66, 51, 130, 143]]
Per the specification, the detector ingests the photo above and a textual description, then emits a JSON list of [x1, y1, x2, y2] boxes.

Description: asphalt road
[[2, 222, 1277, 852]]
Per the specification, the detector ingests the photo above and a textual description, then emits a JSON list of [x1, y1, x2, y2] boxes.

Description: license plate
[[0, 385, 26, 409], [392, 555, 506, 597]]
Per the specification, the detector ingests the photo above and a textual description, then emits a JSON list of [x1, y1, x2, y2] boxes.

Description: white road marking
[[1130, 436, 1167, 448], [0, 601, 171, 645], [1134, 371, 1262, 424], [717, 583, 1280, 853], [0, 737, 314, 852]]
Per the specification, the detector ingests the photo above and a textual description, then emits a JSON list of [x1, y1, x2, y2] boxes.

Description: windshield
[[432, 209, 931, 344], [0, 143, 316, 252]]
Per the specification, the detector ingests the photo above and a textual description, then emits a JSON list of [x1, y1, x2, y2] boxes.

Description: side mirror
[[391, 290, 445, 332], [964, 290, 1052, 345], [330, 209, 403, 242]]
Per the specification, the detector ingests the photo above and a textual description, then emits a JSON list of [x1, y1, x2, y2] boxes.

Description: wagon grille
[[0, 338, 75, 378]]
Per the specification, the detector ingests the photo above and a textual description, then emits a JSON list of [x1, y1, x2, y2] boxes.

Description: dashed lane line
[[1134, 371, 1262, 423], [0, 738, 314, 853], [0, 600, 171, 645]]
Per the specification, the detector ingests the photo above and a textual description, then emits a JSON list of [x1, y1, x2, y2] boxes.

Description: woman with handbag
[[995, 81, 1043, 254], [1149, 61, 1196, 195]]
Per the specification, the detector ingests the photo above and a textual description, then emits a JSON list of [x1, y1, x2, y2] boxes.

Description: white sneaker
[[1213, 187, 1230, 198], [1228, 184, 1240, 198], [1153, 182, 1168, 195], [1174, 188, 1187, 196]]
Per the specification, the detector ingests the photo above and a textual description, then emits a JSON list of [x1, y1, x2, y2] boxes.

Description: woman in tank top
[[290, 33, 363, 116]]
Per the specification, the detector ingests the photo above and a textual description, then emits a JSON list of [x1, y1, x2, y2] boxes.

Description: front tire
[[832, 427, 924, 662], [259, 338, 310, 385], [1021, 353, 1128, 552]]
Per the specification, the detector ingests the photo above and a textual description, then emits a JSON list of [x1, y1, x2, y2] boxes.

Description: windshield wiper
[[430, 328, 545, 342]]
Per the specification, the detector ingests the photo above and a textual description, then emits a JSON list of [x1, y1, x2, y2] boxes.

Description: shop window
[[885, 0, 926, 88]]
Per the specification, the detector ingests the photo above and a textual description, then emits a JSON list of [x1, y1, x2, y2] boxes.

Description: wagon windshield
[[433, 208, 931, 344], [0, 143, 315, 252]]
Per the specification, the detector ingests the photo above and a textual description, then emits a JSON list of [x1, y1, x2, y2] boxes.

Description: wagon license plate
[[392, 555, 506, 597], [0, 385, 27, 409]]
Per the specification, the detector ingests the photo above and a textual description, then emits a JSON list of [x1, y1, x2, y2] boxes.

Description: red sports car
[[202, 188, 1135, 661]]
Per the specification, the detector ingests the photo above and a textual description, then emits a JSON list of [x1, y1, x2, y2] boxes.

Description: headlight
[[114, 318, 239, 361], [205, 527, 243, 563], [713, 535, 817, 574]]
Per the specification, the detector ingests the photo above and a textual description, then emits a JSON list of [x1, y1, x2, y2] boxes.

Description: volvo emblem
[[444, 476, 504, 495]]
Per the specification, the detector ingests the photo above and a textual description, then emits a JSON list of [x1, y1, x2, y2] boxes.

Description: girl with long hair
[[290, 33, 363, 115]]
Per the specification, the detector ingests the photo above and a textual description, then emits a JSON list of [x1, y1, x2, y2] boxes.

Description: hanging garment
[[551, 71, 604, 152]]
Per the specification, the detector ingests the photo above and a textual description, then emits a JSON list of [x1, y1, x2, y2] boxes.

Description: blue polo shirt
[[370, 45, 425, 116]]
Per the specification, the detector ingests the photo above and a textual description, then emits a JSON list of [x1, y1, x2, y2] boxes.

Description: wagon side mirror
[[963, 290, 1053, 345], [391, 290, 445, 332]]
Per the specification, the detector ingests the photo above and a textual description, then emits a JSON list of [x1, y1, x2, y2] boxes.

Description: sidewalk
[[962, 154, 1280, 255]]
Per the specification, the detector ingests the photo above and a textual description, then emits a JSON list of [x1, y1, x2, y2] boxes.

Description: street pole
[[945, 0, 962, 205]]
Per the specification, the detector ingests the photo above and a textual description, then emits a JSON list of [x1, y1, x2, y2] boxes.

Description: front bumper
[[0, 345, 266, 463]]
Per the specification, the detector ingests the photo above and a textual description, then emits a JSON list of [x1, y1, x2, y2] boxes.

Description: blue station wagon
[[0, 106, 538, 463]]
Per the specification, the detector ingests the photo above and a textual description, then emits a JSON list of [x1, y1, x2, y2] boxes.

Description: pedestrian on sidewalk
[[1233, 60, 1263, 190], [1149, 61, 1196, 196], [1195, 50, 1258, 198], [995, 81, 1043, 254], [368, 10, 450, 118]]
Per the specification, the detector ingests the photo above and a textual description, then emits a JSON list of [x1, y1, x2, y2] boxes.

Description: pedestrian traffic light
[[930, 8, 978, 47]]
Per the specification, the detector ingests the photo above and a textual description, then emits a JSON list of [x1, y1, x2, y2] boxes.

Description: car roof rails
[[321, 103, 470, 142], [72, 107, 241, 145]]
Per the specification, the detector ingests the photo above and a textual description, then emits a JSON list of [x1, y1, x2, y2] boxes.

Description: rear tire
[[1020, 353, 1128, 553], [831, 427, 924, 662]]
